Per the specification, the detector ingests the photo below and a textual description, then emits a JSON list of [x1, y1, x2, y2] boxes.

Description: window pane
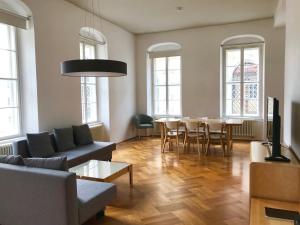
[[168, 86, 180, 101], [226, 99, 241, 116], [168, 101, 181, 115], [84, 44, 95, 59], [244, 63, 259, 82], [244, 83, 258, 99], [168, 56, 180, 70], [154, 86, 166, 101], [0, 80, 18, 108], [154, 70, 166, 85], [80, 42, 84, 59], [226, 49, 241, 67], [168, 70, 180, 85], [244, 99, 259, 116], [244, 48, 259, 65], [86, 84, 97, 103], [0, 50, 17, 78], [226, 83, 240, 100], [154, 101, 166, 115], [81, 103, 86, 123], [154, 57, 166, 71], [226, 66, 241, 82], [0, 108, 19, 138], [0, 24, 15, 51], [244, 83, 259, 116], [81, 84, 86, 103], [86, 77, 96, 84], [86, 103, 97, 123]]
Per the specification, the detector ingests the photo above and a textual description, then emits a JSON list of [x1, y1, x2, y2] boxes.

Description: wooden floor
[[86, 137, 250, 225]]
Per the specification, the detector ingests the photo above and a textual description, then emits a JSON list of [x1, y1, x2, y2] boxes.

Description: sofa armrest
[[0, 164, 79, 225]]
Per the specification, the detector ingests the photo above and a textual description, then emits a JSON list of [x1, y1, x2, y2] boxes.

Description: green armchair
[[134, 114, 154, 139]]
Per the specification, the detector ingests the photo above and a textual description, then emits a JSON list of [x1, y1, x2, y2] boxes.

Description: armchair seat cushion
[[77, 180, 117, 224], [52, 142, 113, 168]]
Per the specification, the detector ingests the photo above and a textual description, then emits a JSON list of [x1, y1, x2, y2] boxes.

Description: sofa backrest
[[13, 134, 58, 158], [0, 163, 79, 225]]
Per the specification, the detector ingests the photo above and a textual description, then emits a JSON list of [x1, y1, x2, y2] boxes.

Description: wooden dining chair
[[206, 120, 227, 156], [162, 121, 183, 157], [183, 120, 206, 158]]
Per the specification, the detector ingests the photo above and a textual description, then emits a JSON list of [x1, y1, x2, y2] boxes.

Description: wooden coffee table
[[69, 160, 133, 187]]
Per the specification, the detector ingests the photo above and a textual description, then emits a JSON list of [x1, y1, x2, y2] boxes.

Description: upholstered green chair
[[135, 114, 154, 139]]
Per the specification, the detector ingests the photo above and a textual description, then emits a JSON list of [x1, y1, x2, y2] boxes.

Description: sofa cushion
[[26, 132, 55, 158], [77, 179, 116, 224], [23, 157, 68, 171], [72, 124, 93, 146], [54, 128, 76, 152], [52, 142, 114, 168], [0, 155, 24, 166]]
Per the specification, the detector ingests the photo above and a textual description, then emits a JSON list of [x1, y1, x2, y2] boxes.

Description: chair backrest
[[185, 120, 199, 132], [0, 163, 79, 225], [135, 114, 153, 125], [206, 120, 225, 133], [165, 121, 179, 130]]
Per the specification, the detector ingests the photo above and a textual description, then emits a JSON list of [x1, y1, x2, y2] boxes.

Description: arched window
[[148, 42, 182, 116], [0, 0, 33, 140], [79, 27, 107, 124], [221, 35, 265, 118]]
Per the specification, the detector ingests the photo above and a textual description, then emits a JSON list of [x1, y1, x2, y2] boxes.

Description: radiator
[[0, 143, 13, 155], [232, 120, 254, 139]]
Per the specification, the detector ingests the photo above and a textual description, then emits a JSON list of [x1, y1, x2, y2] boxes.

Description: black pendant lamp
[[61, 0, 127, 77], [61, 59, 127, 77]]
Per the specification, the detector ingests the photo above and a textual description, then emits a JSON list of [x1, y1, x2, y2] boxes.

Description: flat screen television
[[265, 97, 290, 162]]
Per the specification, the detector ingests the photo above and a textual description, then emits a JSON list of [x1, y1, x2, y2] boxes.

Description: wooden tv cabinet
[[250, 142, 300, 225]]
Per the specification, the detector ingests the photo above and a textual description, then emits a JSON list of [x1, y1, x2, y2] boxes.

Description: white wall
[[283, 0, 300, 157], [21, 0, 136, 142], [136, 19, 285, 140]]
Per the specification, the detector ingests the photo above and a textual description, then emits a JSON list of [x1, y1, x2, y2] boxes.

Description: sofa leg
[[96, 209, 105, 219]]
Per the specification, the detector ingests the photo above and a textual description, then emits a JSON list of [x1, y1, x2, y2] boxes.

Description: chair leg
[[197, 138, 200, 159], [176, 136, 180, 158], [206, 140, 210, 156], [183, 135, 187, 152], [162, 137, 167, 153]]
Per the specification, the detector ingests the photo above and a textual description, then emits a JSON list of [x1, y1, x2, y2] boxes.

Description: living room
[[0, 0, 300, 225]]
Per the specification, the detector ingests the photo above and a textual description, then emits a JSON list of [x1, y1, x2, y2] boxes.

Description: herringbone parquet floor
[[85, 137, 250, 225]]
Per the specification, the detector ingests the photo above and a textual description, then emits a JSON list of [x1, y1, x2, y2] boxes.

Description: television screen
[[267, 97, 274, 142]]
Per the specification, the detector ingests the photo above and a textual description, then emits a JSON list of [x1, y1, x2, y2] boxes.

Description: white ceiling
[[67, 0, 278, 34]]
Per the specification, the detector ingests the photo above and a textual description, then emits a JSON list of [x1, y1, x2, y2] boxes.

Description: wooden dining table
[[155, 117, 243, 156]]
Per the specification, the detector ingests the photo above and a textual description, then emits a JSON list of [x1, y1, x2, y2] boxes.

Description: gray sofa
[[13, 133, 116, 168], [0, 162, 117, 225]]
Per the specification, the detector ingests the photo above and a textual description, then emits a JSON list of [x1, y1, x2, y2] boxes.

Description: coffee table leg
[[129, 165, 133, 187]]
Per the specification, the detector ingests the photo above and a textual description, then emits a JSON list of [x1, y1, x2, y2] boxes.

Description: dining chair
[[134, 114, 154, 140], [162, 121, 183, 157], [206, 120, 227, 156], [183, 120, 206, 158]]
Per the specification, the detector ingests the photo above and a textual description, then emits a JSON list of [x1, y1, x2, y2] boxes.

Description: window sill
[[0, 136, 25, 145], [222, 116, 263, 122], [88, 122, 103, 128]]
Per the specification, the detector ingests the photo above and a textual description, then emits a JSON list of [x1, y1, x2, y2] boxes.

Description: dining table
[[154, 117, 244, 156]]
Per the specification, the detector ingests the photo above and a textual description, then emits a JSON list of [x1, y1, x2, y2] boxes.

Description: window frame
[[80, 39, 99, 125], [151, 55, 182, 117], [0, 24, 22, 141], [221, 43, 264, 119]]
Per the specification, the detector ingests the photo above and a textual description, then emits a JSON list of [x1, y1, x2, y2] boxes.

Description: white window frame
[[0, 24, 22, 141], [80, 39, 99, 124], [221, 43, 264, 119], [151, 55, 182, 117]]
